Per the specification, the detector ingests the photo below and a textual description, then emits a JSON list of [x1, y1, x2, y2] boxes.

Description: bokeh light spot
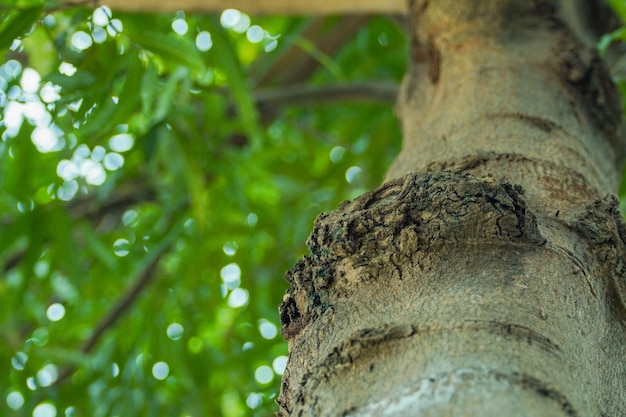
[[273, 355, 288, 375], [71, 31, 93, 51], [152, 361, 169, 380], [2, 59, 22, 79], [59, 62, 77, 76], [33, 402, 56, 417], [220, 9, 241, 28], [31, 328, 49, 346], [31, 126, 62, 153], [46, 303, 65, 322], [36, 364, 58, 387], [258, 320, 277, 339], [113, 239, 130, 257], [90, 145, 106, 162], [91, 26, 107, 43], [92, 6, 111, 26], [109, 133, 134, 152], [246, 25, 264, 43], [11, 352, 28, 370], [167, 323, 184, 340], [246, 213, 258, 227], [40, 82, 61, 103], [26, 377, 37, 391], [57, 160, 79, 181], [122, 209, 138, 227], [227, 288, 248, 308], [196, 31, 212, 51], [103, 152, 124, 170], [220, 263, 241, 289], [232, 13, 251, 33], [6, 391, 24, 410], [57, 180, 78, 201], [222, 241, 238, 256], [345, 166, 362, 183], [80, 159, 106, 185], [20, 68, 41, 94], [329, 146, 345, 163], [254, 365, 273, 384], [172, 19, 188, 35], [246, 392, 262, 409], [107, 19, 123, 36]]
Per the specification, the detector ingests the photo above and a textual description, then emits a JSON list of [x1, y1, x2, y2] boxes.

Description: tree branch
[[254, 17, 371, 86], [60, 0, 407, 15], [254, 81, 399, 109], [80, 257, 160, 353], [55, 253, 162, 385]]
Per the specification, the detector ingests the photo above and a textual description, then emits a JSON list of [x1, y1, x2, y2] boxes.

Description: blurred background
[[5, 2, 626, 416], [0, 3, 407, 416]]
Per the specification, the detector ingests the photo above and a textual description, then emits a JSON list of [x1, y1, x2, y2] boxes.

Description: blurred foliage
[[0, 3, 405, 417]]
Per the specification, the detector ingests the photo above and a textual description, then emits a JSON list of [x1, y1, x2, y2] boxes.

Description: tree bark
[[279, 1, 626, 416]]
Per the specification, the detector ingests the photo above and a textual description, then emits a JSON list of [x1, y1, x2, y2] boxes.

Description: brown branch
[[254, 16, 370, 86], [59, 0, 407, 15], [255, 81, 399, 109], [223, 81, 397, 148], [54, 254, 162, 385], [2, 180, 157, 275], [80, 257, 160, 353]]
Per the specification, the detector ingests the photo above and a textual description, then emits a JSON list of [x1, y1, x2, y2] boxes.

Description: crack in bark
[[308, 320, 561, 382], [561, 195, 626, 319], [344, 367, 578, 417], [557, 43, 624, 160]]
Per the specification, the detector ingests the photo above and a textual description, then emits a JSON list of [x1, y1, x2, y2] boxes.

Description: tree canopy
[[1, 1, 626, 417], [0, 3, 408, 416]]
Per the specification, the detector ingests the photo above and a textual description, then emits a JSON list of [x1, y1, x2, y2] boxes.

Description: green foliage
[[0, 5, 404, 417]]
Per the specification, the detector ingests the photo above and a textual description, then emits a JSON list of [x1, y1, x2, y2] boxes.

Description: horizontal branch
[[54, 251, 163, 385], [80, 256, 161, 353], [61, 0, 407, 15], [254, 81, 399, 108]]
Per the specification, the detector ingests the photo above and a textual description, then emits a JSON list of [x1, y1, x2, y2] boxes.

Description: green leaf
[[76, 55, 143, 140], [608, 0, 626, 23], [140, 60, 158, 120], [293, 37, 344, 80], [153, 66, 189, 124], [47, 71, 96, 92], [0, 5, 43, 51], [206, 18, 264, 149], [79, 222, 117, 270], [598, 27, 626, 57], [126, 29, 205, 72]]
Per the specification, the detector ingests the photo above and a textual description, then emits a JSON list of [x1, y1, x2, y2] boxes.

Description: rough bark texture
[[279, 0, 626, 416]]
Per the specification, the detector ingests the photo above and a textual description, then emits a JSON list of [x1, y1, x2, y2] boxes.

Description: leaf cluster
[[0, 4, 405, 416]]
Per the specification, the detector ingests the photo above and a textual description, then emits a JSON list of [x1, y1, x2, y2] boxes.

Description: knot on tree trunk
[[280, 171, 545, 339]]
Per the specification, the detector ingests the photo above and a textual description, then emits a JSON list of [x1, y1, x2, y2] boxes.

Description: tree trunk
[[278, 1, 626, 416]]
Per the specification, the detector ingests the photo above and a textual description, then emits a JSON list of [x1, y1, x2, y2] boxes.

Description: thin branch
[[80, 257, 160, 353], [253, 17, 370, 87], [54, 254, 162, 385], [59, 0, 407, 16], [254, 81, 399, 109]]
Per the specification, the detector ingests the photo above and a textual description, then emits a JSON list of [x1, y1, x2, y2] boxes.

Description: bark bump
[[280, 171, 545, 339]]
